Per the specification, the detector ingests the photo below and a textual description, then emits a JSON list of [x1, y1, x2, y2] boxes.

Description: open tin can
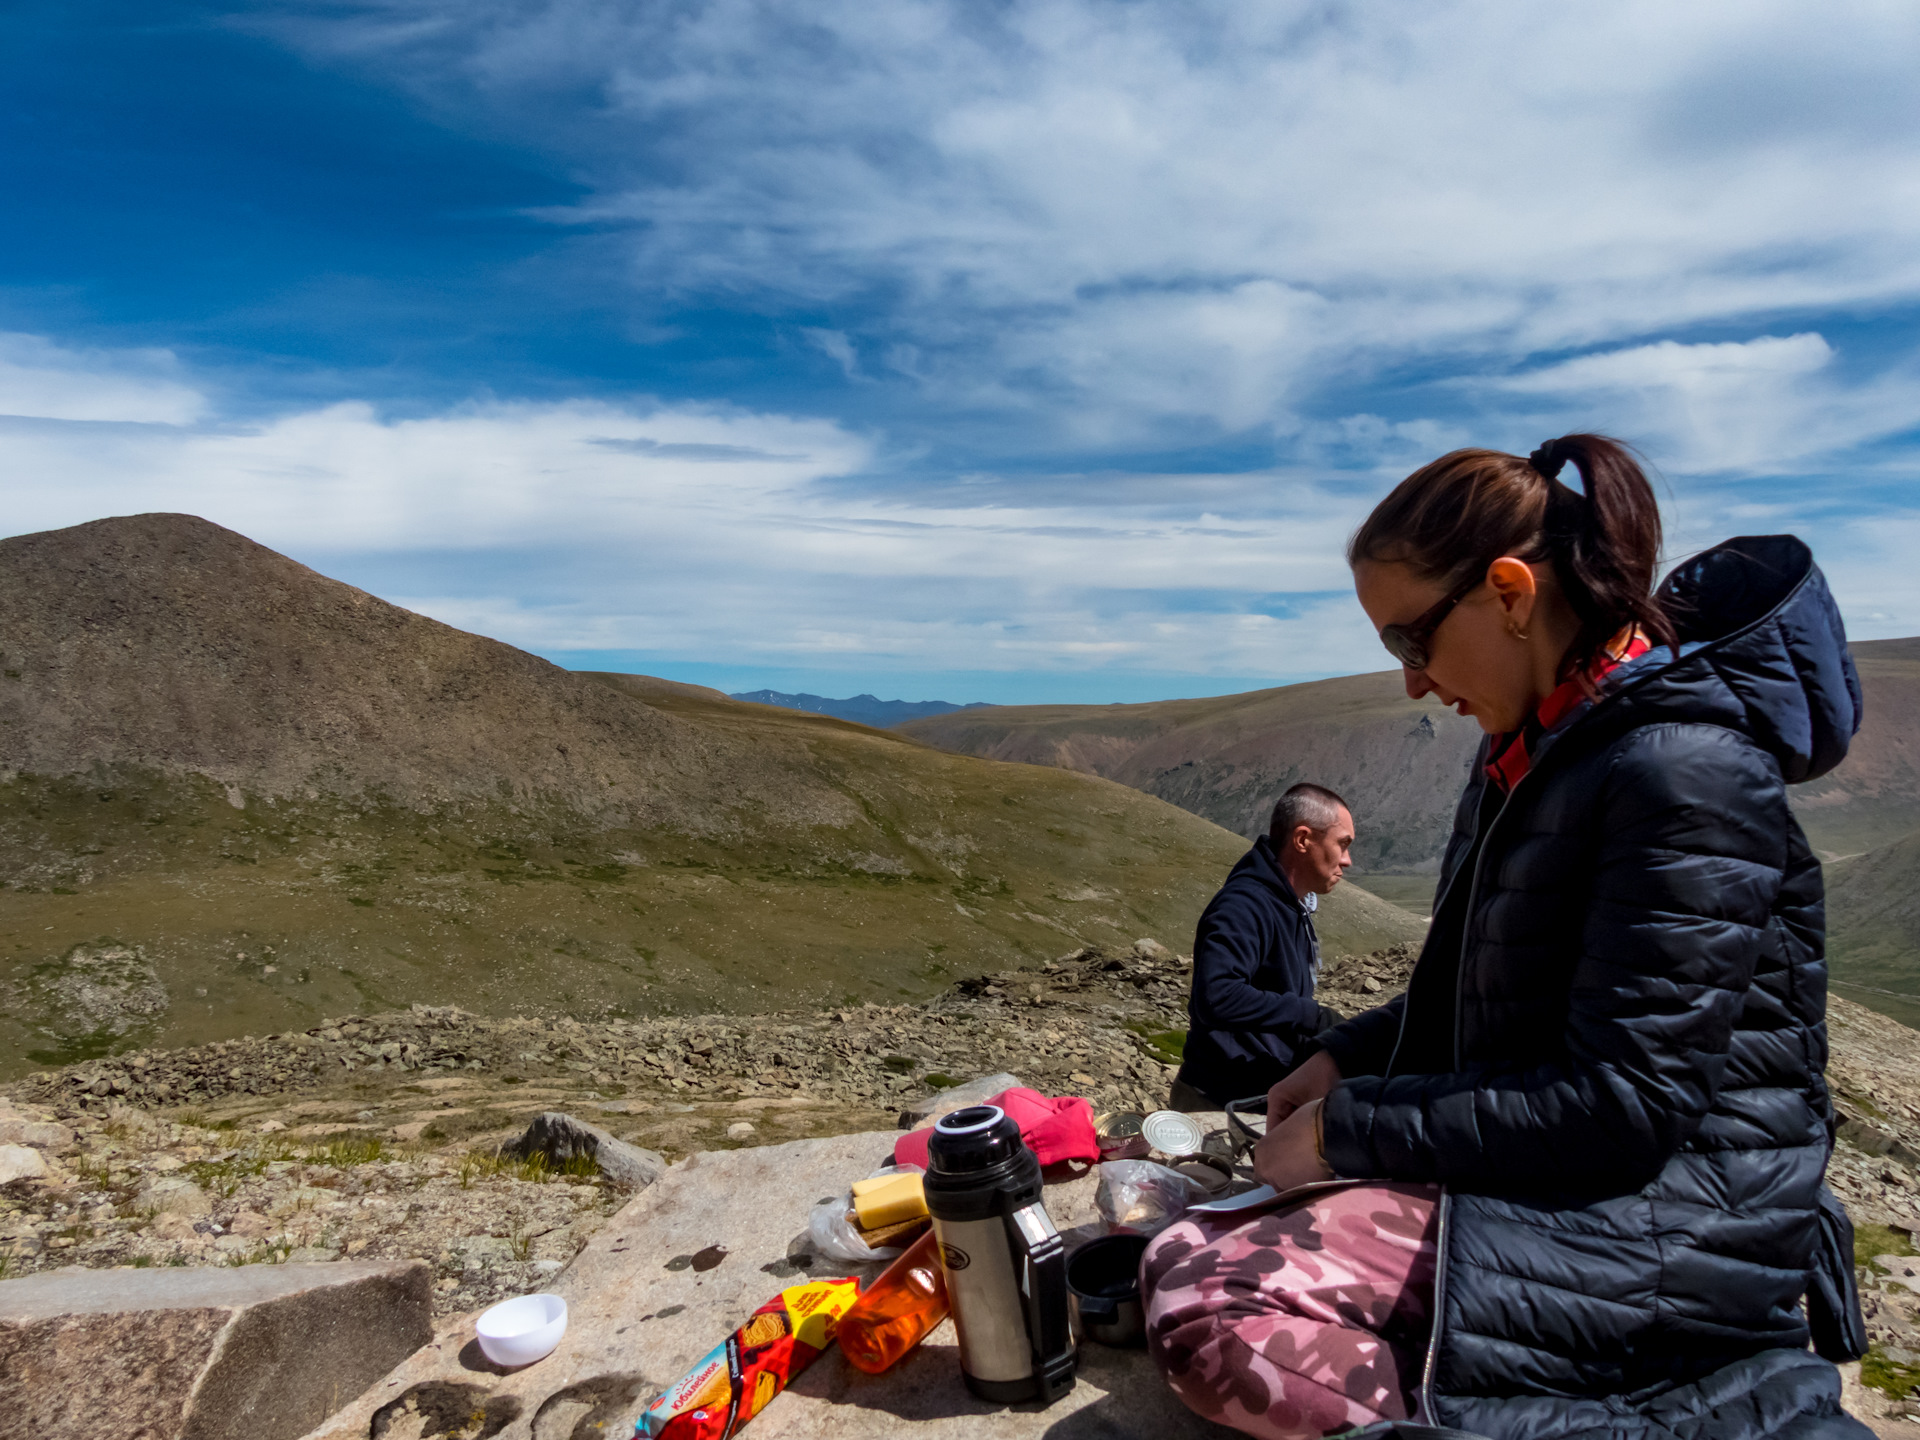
[[1094, 1111, 1150, 1161]]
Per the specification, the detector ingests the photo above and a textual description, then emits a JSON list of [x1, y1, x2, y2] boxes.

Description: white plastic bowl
[[475, 1293, 568, 1367]]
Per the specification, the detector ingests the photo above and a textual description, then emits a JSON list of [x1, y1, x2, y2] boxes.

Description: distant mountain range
[[729, 690, 990, 728]]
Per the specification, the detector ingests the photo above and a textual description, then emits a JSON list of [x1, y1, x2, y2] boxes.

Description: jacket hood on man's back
[[1593, 534, 1863, 784], [1227, 835, 1306, 910]]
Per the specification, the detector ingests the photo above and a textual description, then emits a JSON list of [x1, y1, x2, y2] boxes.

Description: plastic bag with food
[[1094, 1159, 1214, 1237], [805, 1164, 927, 1263]]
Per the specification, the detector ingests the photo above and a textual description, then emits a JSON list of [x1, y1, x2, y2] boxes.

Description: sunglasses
[[1378, 570, 1484, 671]]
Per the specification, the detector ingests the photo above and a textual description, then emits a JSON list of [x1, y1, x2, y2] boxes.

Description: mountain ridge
[[0, 513, 1423, 1074], [728, 689, 989, 728]]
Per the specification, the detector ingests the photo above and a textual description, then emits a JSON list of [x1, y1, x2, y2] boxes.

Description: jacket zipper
[[1416, 1188, 1453, 1424], [1411, 771, 1527, 1418]]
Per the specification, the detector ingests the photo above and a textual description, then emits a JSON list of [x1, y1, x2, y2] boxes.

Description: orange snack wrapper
[[636, 1278, 861, 1439]]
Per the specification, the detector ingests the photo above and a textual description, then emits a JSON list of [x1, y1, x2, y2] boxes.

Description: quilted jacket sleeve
[[1321, 723, 1790, 1194], [1316, 995, 1408, 1079]]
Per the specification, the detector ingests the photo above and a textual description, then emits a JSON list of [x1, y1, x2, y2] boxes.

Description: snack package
[[636, 1278, 861, 1439]]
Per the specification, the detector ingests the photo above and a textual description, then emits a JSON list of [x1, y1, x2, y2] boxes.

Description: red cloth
[[892, 1087, 1099, 1170]]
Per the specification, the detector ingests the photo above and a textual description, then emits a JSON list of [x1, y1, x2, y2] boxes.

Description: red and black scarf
[[1485, 628, 1651, 792]]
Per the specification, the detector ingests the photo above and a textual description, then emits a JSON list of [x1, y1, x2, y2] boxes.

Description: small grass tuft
[[307, 1136, 387, 1167]]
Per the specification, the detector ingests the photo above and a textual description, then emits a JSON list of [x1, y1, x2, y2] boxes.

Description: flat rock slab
[[0, 1258, 433, 1440], [307, 1130, 1227, 1440]]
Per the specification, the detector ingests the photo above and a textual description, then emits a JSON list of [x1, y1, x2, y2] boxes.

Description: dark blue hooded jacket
[[1178, 835, 1329, 1106], [1317, 536, 1869, 1439]]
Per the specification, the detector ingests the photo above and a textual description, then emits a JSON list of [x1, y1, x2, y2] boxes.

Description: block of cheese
[[852, 1171, 928, 1230]]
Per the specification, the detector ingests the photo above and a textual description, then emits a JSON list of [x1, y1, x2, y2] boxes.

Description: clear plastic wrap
[[806, 1163, 925, 1263], [1095, 1159, 1214, 1237]]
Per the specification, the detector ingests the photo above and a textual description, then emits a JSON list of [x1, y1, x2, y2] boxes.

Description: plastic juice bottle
[[835, 1227, 950, 1374]]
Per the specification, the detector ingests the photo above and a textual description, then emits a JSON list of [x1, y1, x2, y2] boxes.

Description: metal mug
[[1066, 1233, 1150, 1348]]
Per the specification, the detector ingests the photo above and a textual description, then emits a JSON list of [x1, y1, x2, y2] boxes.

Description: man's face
[[1287, 806, 1355, 894]]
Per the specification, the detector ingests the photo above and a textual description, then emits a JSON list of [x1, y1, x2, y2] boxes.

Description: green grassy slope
[[0, 516, 1424, 1079], [1826, 829, 1920, 1029], [1794, 637, 1920, 860], [0, 721, 1422, 1080]]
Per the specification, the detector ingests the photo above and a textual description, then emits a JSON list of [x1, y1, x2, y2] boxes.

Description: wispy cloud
[[251, 0, 1920, 446], [0, 333, 207, 426], [6, 4, 1920, 698]]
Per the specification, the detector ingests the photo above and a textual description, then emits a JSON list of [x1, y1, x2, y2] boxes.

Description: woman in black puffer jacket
[[1141, 436, 1868, 1440]]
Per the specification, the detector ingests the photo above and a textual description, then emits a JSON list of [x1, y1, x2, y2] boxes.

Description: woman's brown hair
[[1347, 434, 1676, 672]]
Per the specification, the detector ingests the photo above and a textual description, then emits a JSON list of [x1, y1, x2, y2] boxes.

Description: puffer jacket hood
[[1587, 533, 1862, 782]]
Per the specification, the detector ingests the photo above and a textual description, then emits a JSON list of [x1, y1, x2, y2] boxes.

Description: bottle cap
[[927, 1105, 1024, 1174]]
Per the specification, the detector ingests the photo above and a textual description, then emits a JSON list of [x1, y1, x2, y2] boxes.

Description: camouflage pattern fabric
[[1141, 1181, 1442, 1439]]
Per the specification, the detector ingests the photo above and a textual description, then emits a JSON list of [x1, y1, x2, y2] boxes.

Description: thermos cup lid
[[928, 1104, 1025, 1174]]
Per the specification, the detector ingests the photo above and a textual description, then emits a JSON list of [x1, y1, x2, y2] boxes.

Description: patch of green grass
[[129, 1254, 153, 1268], [1124, 1021, 1187, 1064], [1857, 1221, 1917, 1271], [1863, 1346, 1920, 1400], [880, 1055, 918, 1075], [921, 1073, 960, 1089]]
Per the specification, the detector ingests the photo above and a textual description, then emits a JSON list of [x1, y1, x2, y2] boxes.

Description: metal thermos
[[924, 1105, 1077, 1405]]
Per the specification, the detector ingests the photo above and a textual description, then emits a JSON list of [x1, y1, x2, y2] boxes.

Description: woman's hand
[[1265, 1049, 1342, 1125], [1252, 1098, 1334, 1193]]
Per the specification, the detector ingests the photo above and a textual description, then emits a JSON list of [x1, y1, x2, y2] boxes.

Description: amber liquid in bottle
[[836, 1227, 951, 1374]]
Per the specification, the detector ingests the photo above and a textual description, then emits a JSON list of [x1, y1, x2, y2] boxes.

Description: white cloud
[[0, 339, 1375, 679], [252, 0, 1920, 438], [1485, 334, 1920, 475], [0, 333, 207, 425]]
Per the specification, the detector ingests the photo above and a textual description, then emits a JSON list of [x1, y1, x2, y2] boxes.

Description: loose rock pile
[[19, 938, 1201, 1121], [7, 934, 1920, 1420]]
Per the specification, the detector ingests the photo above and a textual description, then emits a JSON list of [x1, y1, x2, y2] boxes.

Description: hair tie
[[1529, 439, 1569, 481]]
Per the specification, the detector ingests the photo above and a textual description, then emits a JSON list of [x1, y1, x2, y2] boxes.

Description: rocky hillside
[[0, 515, 1424, 1076], [902, 638, 1920, 874], [899, 672, 1486, 878], [902, 637, 1920, 1016]]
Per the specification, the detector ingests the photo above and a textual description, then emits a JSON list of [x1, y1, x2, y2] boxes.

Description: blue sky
[[5, 1, 1920, 704]]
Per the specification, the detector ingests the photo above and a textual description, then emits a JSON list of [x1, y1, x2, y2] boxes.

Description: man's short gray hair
[[1269, 783, 1350, 842]]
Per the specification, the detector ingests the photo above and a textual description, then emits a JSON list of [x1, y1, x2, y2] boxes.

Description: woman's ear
[[1486, 557, 1538, 630]]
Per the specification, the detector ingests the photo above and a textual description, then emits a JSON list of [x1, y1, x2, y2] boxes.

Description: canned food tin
[[1139, 1110, 1206, 1158]]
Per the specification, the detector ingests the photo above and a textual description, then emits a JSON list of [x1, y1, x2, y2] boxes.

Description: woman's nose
[[1402, 666, 1434, 700]]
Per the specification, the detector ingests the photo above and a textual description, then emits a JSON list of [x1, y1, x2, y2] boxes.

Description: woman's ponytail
[[1349, 432, 1675, 674], [1527, 434, 1677, 666]]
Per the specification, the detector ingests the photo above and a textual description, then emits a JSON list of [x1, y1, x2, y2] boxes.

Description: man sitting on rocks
[[1169, 783, 1352, 1111]]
